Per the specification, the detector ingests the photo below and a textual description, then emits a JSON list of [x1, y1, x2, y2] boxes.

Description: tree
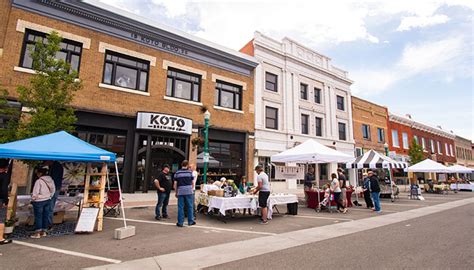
[[0, 31, 82, 142], [0, 90, 20, 143], [408, 139, 424, 165]]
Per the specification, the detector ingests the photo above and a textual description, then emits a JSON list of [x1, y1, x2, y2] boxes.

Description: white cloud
[[397, 14, 450, 31]]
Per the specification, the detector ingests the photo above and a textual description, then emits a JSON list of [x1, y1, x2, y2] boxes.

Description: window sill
[[98, 83, 150, 96], [393, 145, 400, 148], [163, 96, 203, 106], [14, 66, 37, 75], [213, 106, 244, 114]]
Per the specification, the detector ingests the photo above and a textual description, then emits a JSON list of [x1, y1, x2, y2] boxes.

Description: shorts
[[258, 191, 270, 208], [341, 188, 347, 201]]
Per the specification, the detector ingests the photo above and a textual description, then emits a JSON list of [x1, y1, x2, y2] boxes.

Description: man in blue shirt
[[173, 160, 196, 227]]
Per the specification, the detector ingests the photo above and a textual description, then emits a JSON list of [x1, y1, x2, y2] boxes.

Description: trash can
[[286, 202, 298, 215]]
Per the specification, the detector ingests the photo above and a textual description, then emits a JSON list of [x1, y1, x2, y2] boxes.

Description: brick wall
[[387, 120, 413, 156], [412, 129, 456, 164]]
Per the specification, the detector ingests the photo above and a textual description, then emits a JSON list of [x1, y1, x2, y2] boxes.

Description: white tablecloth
[[450, 183, 474, 191], [207, 194, 298, 219]]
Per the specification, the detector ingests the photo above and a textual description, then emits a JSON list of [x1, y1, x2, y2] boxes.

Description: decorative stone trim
[[14, 66, 37, 75], [162, 60, 207, 79], [98, 42, 156, 66], [163, 96, 203, 106], [211, 74, 247, 90], [213, 106, 244, 114], [99, 83, 150, 96], [16, 19, 91, 49]]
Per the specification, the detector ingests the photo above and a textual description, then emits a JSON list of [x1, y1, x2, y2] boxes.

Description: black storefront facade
[[75, 110, 249, 193]]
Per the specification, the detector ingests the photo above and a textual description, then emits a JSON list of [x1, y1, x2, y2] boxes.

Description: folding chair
[[103, 189, 121, 217]]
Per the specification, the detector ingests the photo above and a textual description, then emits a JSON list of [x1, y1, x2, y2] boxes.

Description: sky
[[99, 0, 474, 140]]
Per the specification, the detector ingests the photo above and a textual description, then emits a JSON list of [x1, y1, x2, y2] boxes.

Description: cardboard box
[[53, 211, 65, 224], [208, 189, 224, 197]]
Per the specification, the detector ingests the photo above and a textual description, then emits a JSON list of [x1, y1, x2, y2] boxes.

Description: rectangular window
[[338, 122, 347, 141], [265, 106, 278, 130], [445, 143, 449, 156], [437, 141, 442, 154], [166, 68, 201, 101], [362, 124, 371, 140], [300, 83, 308, 100], [337, 95, 345, 111], [392, 130, 399, 148], [20, 29, 83, 73], [103, 50, 149, 92], [215, 80, 242, 110], [265, 72, 277, 92], [315, 117, 322, 137], [314, 88, 321, 104], [301, 114, 309, 135], [422, 137, 426, 151], [377, 128, 385, 143], [355, 148, 363, 157], [449, 144, 454, 157], [402, 132, 409, 149], [430, 140, 435, 153], [413, 135, 418, 145]]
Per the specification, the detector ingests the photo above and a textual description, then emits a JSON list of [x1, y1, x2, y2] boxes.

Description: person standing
[[304, 167, 315, 191], [30, 168, 55, 238], [44, 160, 63, 227], [252, 165, 271, 224], [0, 159, 11, 207], [189, 163, 198, 218], [362, 172, 374, 209], [173, 160, 195, 227], [368, 170, 381, 213], [338, 168, 348, 208], [330, 173, 347, 214], [153, 164, 171, 220]]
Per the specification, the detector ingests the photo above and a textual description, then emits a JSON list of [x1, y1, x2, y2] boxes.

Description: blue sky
[[99, 0, 473, 140]]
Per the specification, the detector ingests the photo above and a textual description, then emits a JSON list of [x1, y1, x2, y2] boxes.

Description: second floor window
[[301, 114, 309, 134], [20, 29, 82, 73], [377, 128, 385, 143], [392, 130, 399, 147], [300, 83, 308, 100], [362, 124, 371, 140], [103, 51, 149, 92], [315, 117, 322, 137], [402, 132, 409, 149], [166, 68, 201, 101], [265, 106, 278, 129], [337, 95, 345, 111], [215, 81, 242, 110], [338, 122, 346, 141], [265, 72, 277, 92], [314, 88, 321, 104]]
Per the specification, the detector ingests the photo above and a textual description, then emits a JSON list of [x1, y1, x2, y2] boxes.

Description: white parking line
[[290, 215, 354, 221], [13, 241, 122, 264], [347, 208, 398, 213], [105, 217, 276, 236]]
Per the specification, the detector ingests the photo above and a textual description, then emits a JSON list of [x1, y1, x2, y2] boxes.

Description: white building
[[240, 32, 355, 183]]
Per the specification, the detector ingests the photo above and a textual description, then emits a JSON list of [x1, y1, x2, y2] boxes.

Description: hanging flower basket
[[191, 137, 205, 147]]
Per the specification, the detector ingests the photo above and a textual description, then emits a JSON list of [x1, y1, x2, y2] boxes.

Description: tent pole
[[114, 161, 127, 228], [354, 168, 359, 205]]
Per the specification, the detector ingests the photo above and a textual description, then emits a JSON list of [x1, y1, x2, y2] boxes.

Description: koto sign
[[137, 112, 192, 135]]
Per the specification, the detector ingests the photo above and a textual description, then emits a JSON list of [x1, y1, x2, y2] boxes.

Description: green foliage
[[0, 90, 20, 143], [408, 139, 424, 165], [0, 31, 82, 144]]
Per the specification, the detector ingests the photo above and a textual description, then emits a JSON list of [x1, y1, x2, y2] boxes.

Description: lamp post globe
[[203, 110, 211, 184]]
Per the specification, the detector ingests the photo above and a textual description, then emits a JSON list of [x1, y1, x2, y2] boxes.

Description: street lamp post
[[203, 110, 211, 184], [384, 142, 389, 157], [383, 142, 394, 201]]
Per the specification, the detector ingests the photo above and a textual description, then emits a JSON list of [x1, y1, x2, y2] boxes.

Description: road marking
[[13, 241, 122, 264], [89, 197, 474, 270], [105, 217, 276, 236], [290, 215, 353, 221], [347, 208, 398, 213]]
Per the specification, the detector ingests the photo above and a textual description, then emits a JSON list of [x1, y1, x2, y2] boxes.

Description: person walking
[[368, 170, 382, 213], [330, 173, 347, 214], [44, 160, 63, 228], [173, 160, 195, 227], [153, 164, 171, 220], [362, 172, 374, 209], [338, 168, 348, 208], [0, 159, 11, 207], [189, 163, 198, 218], [30, 167, 55, 238], [252, 165, 271, 224]]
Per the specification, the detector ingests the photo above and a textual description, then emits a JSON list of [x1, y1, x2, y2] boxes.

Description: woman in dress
[[330, 173, 347, 214]]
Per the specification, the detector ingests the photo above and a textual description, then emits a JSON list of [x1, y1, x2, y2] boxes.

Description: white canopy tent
[[448, 164, 473, 173], [407, 159, 451, 173]]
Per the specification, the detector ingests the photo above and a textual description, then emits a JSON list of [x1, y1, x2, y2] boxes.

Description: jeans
[[177, 194, 194, 225], [32, 200, 52, 232], [371, 192, 381, 212], [333, 192, 345, 210], [49, 190, 60, 225], [363, 190, 373, 208], [155, 191, 170, 218]]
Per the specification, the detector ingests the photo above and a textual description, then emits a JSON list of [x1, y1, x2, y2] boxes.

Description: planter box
[[4, 226, 14, 234]]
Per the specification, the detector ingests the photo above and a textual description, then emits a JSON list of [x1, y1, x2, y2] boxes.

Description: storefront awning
[[347, 149, 407, 169], [407, 159, 450, 173]]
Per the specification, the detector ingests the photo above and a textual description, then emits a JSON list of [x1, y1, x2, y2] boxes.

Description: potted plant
[[4, 212, 18, 234]]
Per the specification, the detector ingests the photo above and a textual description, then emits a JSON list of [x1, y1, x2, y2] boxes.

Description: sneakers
[[259, 220, 269, 225], [40, 231, 47, 237], [162, 215, 170, 219], [0, 239, 12, 245], [376, 210, 382, 214], [30, 233, 41, 239], [155, 216, 161, 221], [342, 208, 348, 214], [188, 222, 196, 226], [176, 223, 183, 227]]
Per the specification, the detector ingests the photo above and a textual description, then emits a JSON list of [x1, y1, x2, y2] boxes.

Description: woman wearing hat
[[362, 172, 374, 210], [30, 167, 55, 239]]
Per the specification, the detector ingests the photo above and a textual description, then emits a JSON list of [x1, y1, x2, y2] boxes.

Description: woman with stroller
[[330, 173, 347, 214], [362, 172, 374, 210]]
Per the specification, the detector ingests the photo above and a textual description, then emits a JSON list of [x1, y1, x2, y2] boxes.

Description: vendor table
[[16, 195, 83, 221], [204, 194, 298, 219], [305, 190, 353, 209], [450, 183, 474, 192]]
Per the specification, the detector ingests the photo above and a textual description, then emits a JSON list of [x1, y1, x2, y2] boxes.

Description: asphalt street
[[208, 203, 474, 270]]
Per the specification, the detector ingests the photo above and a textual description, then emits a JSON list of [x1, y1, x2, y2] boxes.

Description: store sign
[[275, 165, 305, 180], [130, 32, 189, 56], [137, 112, 192, 135]]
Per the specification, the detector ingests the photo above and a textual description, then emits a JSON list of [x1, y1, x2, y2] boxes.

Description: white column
[[254, 61, 264, 130]]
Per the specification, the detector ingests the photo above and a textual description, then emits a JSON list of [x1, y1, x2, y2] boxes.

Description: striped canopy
[[347, 149, 408, 169]]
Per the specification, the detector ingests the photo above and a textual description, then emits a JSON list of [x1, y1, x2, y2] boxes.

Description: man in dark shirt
[[0, 159, 11, 207], [368, 170, 381, 213], [154, 164, 171, 220], [173, 160, 195, 227]]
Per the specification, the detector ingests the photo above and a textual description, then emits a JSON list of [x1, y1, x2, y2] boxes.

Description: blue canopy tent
[[0, 131, 128, 231]]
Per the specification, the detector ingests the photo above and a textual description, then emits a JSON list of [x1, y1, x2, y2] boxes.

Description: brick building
[[0, 0, 258, 192], [351, 96, 388, 156], [388, 114, 456, 165], [454, 135, 474, 169]]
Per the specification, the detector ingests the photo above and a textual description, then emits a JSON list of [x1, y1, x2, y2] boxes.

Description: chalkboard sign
[[75, 207, 99, 233]]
